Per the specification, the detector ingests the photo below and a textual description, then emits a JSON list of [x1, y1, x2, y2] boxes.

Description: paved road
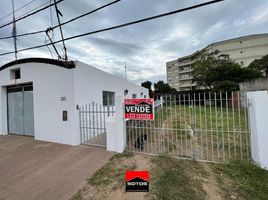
[[0, 135, 113, 200]]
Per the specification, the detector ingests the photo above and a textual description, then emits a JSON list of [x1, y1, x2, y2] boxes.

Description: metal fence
[[126, 91, 250, 163], [79, 102, 115, 147]]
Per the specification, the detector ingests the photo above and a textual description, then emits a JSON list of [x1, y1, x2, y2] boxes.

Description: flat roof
[[0, 57, 75, 71], [208, 33, 268, 47], [167, 33, 268, 63]]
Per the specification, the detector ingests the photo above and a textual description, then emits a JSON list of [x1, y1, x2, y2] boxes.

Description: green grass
[[88, 152, 136, 189], [148, 156, 206, 200], [70, 153, 268, 200], [70, 152, 136, 200], [152, 105, 250, 161], [212, 161, 268, 200], [155, 104, 248, 132]]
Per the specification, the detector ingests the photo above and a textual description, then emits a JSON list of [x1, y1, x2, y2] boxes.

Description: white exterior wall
[[73, 61, 148, 105], [0, 63, 77, 145], [72, 61, 148, 146]]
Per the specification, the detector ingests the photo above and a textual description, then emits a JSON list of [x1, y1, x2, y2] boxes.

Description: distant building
[[166, 51, 200, 91], [166, 33, 268, 91]]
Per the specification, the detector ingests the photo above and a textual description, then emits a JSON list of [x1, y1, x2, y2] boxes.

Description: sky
[[0, 0, 267, 85]]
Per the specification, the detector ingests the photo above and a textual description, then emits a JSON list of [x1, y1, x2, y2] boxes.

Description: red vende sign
[[124, 98, 154, 120]]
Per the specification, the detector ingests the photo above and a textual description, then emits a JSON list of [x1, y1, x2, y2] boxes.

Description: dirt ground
[[72, 153, 150, 200], [70, 152, 247, 200]]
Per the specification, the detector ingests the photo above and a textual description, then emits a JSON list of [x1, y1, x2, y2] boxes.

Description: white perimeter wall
[[247, 91, 268, 169], [0, 63, 77, 145]]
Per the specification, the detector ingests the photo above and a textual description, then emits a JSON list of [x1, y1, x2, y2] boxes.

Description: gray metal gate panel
[[8, 91, 24, 135], [126, 91, 250, 163], [7, 84, 34, 136], [79, 102, 115, 147], [23, 90, 34, 136]]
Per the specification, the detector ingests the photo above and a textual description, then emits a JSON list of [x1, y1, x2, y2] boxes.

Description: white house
[[0, 58, 148, 146]]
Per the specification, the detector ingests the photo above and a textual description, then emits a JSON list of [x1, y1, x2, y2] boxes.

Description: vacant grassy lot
[[70, 153, 268, 200], [155, 103, 248, 131], [161, 104, 249, 161], [126, 103, 250, 162]]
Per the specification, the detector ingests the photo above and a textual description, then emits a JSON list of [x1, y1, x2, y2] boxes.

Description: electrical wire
[[0, 0, 121, 40], [0, 0, 39, 22], [45, 34, 53, 58], [0, 0, 225, 57], [49, 0, 54, 28], [15, 1, 51, 20], [0, 1, 51, 28], [0, 0, 63, 29]]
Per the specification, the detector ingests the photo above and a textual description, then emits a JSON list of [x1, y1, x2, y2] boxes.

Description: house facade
[[0, 58, 148, 146]]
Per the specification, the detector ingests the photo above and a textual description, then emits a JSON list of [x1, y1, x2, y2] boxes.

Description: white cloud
[[205, 21, 226, 37], [0, 0, 267, 85], [233, 19, 246, 27], [252, 3, 268, 23]]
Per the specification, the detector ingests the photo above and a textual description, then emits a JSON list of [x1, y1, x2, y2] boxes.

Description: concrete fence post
[[247, 91, 268, 170], [106, 95, 126, 153]]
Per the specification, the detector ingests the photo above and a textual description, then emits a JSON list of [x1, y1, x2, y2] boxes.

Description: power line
[[0, 0, 63, 29], [0, 29, 44, 40], [1, 1, 53, 28], [0, 0, 225, 57], [58, 0, 121, 30], [0, 0, 39, 22], [0, 0, 121, 40], [2, 1, 51, 28], [15, 1, 51, 20], [49, 0, 54, 28]]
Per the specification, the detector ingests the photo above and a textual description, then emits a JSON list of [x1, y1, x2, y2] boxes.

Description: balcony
[[179, 82, 198, 88], [179, 60, 195, 65], [179, 68, 193, 74], [179, 76, 192, 81]]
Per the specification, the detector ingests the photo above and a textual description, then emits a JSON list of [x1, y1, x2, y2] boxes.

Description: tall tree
[[141, 81, 152, 93], [248, 54, 268, 77], [193, 51, 262, 92], [154, 80, 176, 94]]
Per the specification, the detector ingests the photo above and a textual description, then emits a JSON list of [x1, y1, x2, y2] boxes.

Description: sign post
[[124, 99, 154, 120]]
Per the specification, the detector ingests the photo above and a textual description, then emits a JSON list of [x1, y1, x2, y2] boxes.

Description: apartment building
[[167, 33, 268, 91], [166, 51, 200, 91]]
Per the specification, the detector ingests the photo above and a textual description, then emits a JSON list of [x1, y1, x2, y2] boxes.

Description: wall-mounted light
[[124, 89, 128, 96]]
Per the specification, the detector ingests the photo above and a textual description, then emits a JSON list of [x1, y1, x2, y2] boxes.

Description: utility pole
[[53, 0, 67, 61], [11, 0, 17, 60], [124, 65, 127, 80]]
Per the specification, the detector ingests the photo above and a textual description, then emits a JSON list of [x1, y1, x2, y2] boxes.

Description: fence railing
[[79, 102, 115, 147], [126, 91, 250, 163]]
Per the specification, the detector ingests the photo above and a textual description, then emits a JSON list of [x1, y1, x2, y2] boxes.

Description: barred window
[[103, 91, 115, 106]]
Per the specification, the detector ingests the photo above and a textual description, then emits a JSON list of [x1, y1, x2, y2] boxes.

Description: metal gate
[[126, 91, 250, 163], [79, 102, 115, 147], [7, 84, 34, 136]]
